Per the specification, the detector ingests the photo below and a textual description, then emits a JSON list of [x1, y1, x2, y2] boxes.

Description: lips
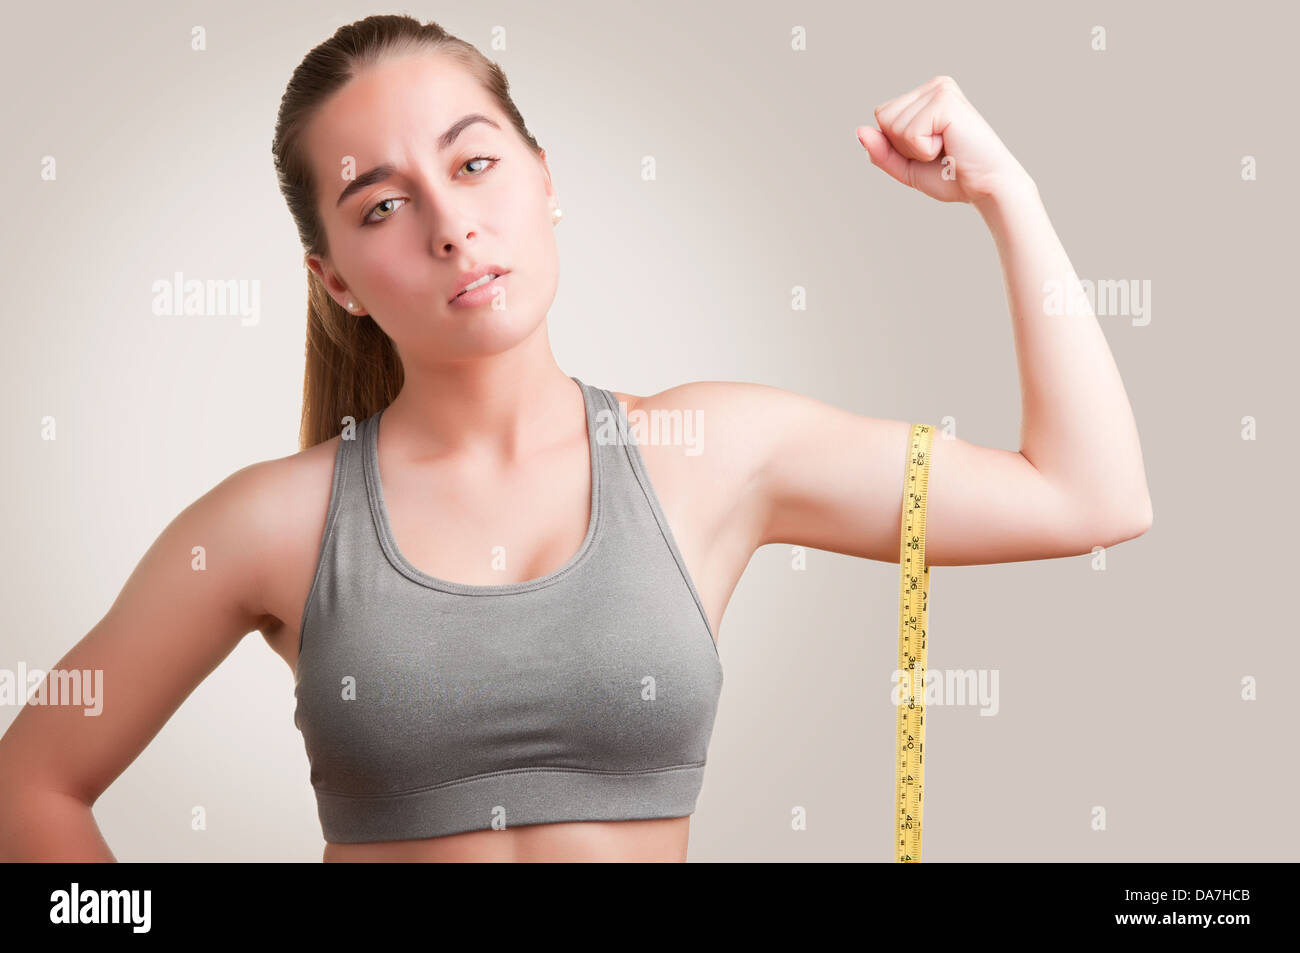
[[448, 273, 509, 309], [455, 273, 499, 298], [449, 264, 510, 303]]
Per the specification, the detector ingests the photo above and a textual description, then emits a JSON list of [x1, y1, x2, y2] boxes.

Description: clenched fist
[[857, 75, 1033, 205]]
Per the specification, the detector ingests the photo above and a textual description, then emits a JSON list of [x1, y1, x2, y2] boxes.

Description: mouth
[[449, 271, 509, 306]]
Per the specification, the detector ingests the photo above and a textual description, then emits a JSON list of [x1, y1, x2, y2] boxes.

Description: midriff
[[322, 815, 691, 862]]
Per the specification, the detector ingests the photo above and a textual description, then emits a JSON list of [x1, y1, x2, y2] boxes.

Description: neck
[[381, 329, 583, 465]]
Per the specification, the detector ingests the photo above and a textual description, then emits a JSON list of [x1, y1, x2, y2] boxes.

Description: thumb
[[856, 124, 912, 189], [856, 125, 886, 163]]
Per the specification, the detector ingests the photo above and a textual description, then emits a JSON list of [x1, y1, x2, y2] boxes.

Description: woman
[[0, 15, 1151, 863]]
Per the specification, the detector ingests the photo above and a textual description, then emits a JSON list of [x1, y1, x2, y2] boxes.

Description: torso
[[254, 387, 764, 861]]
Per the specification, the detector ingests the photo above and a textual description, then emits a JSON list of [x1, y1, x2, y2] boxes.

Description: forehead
[[304, 53, 499, 180]]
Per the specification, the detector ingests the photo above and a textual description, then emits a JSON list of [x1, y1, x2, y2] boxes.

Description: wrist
[[972, 172, 1040, 218]]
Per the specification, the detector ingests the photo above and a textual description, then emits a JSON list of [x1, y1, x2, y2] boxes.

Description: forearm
[[0, 786, 117, 861], [974, 177, 1152, 528]]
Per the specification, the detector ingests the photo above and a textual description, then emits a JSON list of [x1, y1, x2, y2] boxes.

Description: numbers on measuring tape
[[895, 423, 933, 864]]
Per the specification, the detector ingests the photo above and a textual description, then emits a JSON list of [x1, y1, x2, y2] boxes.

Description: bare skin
[[0, 67, 1151, 862]]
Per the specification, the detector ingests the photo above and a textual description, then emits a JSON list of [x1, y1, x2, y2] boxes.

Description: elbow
[[1065, 489, 1152, 553], [1100, 494, 1153, 547], [1135, 493, 1154, 534]]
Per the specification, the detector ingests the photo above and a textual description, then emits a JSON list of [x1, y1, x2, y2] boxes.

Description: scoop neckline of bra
[[362, 375, 604, 595]]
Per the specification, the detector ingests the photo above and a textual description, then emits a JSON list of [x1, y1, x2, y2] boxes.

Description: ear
[[305, 253, 362, 314], [537, 148, 558, 212]]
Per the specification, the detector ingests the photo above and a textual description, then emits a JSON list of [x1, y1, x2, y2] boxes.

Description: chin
[[447, 309, 545, 354]]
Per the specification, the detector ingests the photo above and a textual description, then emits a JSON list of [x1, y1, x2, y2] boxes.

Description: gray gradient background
[[1, 0, 1295, 861]]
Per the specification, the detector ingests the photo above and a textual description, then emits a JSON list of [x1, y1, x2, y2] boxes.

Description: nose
[[424, 196, 479, 258], [432, 226, 478, 257]]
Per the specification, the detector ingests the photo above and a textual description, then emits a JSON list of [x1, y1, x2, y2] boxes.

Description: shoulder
[[612, 378, 806, 459], [617, 378, 816, 418], [597, 379, 797, 422], [605, 378, 799, 491], [602, 380, 805, 561], [189, 433, 344, 622], [219, 434, 343, 529], [615, 378, 877, 521]]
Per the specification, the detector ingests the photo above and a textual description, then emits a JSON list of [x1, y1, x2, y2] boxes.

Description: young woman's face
[[303, 53, 559, 364]]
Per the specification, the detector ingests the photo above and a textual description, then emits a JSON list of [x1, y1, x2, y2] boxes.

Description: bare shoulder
[[211, 433, 345, 632], [624, 378, 800, 419], [607, 379, 777, 554], [618, 379, 786, 481]]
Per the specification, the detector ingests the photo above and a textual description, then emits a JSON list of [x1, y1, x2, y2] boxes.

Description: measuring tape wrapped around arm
[[896, 423, 933, 863]]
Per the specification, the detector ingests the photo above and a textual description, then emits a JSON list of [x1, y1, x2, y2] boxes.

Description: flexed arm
[[853, 75, 1152, 558], [636, 76, 1151, 568]]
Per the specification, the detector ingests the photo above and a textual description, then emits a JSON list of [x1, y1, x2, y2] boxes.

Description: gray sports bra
[[292, 376, 724, 843]]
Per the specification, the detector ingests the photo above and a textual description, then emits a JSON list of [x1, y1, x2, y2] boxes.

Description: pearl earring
[[552, 206, 563, 224], [346, 300, 356, 311]]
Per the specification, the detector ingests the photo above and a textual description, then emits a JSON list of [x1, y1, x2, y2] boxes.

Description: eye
[[361, 156, 501, 226], [364, 197, 406, 224], [461, 155, 500, 176]]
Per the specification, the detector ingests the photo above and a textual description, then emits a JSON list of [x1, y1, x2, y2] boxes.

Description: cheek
[[356, 230, 425, 293], [491, 189, 535, 237], [497, 187, 551, 250], [360, 256, 417, 307]]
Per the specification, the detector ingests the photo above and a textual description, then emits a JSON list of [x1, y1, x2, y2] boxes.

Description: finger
[[856, 124, 916, 190], [872, 75, 948, 130], [899, 94, 953, 163], [891, 86, 933, 133], [873, 86, 926, 132], [889, 89, 941, 160]]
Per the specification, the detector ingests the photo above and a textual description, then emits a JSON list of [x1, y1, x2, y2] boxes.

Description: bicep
[[754, 386, 1142, 566], [0, 465, 273, 806]]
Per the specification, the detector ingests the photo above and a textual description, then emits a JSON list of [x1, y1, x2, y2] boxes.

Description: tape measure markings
[[896, 423, 933, 863]]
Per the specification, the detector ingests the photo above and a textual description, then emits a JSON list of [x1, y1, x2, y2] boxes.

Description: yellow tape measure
[[896, 423, 933, 863]]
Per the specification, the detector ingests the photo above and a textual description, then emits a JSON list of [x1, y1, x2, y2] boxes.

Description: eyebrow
[[335, 113, 503, 208]]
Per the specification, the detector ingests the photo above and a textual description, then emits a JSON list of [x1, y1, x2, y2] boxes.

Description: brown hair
[[272, 14, 543, 450]]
